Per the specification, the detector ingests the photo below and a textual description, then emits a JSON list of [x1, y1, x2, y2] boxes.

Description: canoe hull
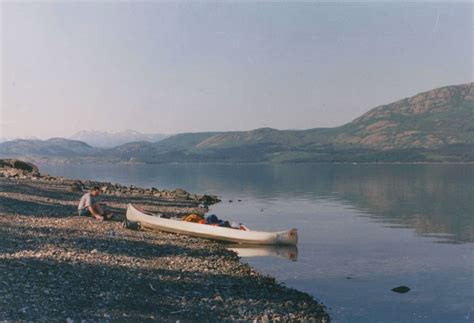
[[126, 204, 298, 246]]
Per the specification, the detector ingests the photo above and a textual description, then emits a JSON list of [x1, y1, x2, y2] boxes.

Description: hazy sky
[[1, 1, 472, 139]]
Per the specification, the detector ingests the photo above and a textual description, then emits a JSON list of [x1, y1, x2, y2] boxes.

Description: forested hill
[[1, 83, 473, 163]]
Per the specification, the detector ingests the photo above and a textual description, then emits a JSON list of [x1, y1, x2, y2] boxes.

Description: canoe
[[125, 204, 298, 246]]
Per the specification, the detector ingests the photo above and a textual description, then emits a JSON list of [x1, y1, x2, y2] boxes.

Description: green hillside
[[332, 82, 474, 149], [122, 83, 473, 163], [1, 83, 473, 163]]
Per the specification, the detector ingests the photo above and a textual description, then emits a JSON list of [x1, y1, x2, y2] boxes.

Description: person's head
[[90, 186, 100, 196]]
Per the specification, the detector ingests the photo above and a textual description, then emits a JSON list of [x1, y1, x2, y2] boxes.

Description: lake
[[40, 163, 474, 323]]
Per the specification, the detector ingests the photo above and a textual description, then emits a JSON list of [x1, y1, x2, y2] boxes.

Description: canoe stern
[[276, 228, 298, 246]]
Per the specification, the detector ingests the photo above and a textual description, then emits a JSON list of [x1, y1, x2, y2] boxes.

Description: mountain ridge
[[1, 82, 473, 163], [69, 130, 169, 148]]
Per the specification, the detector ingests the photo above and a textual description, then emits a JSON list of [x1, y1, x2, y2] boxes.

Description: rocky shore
[[0, 159, 329, 322]]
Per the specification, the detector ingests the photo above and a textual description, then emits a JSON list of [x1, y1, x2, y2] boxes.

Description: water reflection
[[226, 244, 298, 261], [40, 163, 474, 322], [325, 164, 474, 243], [41, 163, 474, 243]]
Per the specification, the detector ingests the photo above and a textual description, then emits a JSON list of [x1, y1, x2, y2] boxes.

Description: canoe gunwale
[[126, 204, 298, 246]]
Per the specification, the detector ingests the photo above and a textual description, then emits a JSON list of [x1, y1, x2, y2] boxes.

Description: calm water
[[40, 163, 474, 323]]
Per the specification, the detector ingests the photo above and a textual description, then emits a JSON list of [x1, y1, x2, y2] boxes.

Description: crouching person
[[78, 186, 112, 221]]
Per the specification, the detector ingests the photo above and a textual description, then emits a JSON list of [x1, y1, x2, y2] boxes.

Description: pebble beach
[[0, 159, 329, 322]]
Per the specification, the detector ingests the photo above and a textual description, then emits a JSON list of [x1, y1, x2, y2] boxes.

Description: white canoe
[[125, 204, 298, 246]]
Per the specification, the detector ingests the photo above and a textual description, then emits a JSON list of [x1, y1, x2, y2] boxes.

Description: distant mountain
[[104, 132, 223, 163], [165, 83, 474, 151], [332, 82, 474, 149], [0, 138, 99, 159], [69, 130, 168, 148], [108, 83, 473, 163], [1, 83, 473, 163], [0, 136, 39, 143]]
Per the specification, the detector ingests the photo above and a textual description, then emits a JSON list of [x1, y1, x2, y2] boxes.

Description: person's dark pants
[[78, 208, 90, 216]]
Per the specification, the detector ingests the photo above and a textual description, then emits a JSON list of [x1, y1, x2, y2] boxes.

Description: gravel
[[0, 162, 329, 322]]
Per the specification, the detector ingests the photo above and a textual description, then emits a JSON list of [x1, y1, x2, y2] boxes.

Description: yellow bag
[[182, 214, 204, 223]]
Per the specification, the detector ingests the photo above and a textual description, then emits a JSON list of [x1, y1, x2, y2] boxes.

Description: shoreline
[[0, 160, 329, 321], [35, 159, 474, 165]]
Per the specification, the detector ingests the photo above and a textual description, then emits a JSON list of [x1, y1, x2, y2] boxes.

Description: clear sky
[[1, 1, 472, 139]]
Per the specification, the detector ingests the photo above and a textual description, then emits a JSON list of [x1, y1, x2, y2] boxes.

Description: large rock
[[172, 188, 189, 198], [200, 194, 221, 206], [69, 181, 84, 192], [0, 159, 41, 178], [391, 286, 410, 293], [0, 159, 39, 174]]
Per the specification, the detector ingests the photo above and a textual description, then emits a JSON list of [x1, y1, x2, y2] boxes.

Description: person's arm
[[85, 195, 103, 220], [88, 205, 101, 217]]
